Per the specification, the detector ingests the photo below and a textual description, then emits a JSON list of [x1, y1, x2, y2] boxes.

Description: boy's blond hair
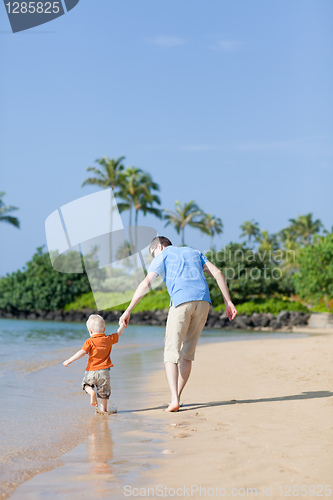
[[86, 314, 105, 333]]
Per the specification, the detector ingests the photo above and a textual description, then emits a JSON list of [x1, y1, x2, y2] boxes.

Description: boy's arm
[[117, 322, 125, 337], [203, 260, 237, 321], [63, 349, 87, 367]]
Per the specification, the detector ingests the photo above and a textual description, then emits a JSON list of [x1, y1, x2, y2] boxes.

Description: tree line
[[1, 156, 332, 313]]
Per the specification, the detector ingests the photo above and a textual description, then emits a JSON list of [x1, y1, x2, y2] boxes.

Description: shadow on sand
[[120, 390, 333, 413]]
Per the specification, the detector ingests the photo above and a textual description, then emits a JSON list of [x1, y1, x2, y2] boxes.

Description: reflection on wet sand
[[9, 416, 122, 500], [88, 418, 114, 477]]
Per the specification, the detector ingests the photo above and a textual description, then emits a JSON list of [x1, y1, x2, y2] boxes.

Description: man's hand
[[63, 359, 70, 367], [225, 302, 237, 321], [119, 310, 130, 328]]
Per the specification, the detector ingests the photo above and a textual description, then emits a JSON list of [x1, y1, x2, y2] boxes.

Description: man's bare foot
[[90, 392, 98, 407], [166, 400, 180, 412]]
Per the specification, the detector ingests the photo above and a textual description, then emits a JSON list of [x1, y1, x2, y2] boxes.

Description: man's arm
[[63, 349, 87, 367], [119, 272, 158, 328], [203, 261, 237, 321]]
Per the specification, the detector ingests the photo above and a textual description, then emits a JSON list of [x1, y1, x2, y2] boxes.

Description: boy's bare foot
[[166, 400, 180, 412], [95, 407, 117, 415], [96, 408, 107, 415], [90, 393, 98, 407]]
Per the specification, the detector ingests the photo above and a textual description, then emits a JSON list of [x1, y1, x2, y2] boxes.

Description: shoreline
[[0, 308, 315, 332], [6, 331, 333, 499]]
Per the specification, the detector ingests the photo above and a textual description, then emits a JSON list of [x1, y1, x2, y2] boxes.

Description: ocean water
[[0, 318, 306, 499]]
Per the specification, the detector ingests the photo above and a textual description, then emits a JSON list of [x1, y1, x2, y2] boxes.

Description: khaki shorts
[[81, 368, 111, 399], [164, 300, 210, 363]]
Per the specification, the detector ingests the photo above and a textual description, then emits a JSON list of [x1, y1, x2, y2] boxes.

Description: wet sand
[[7, 332, 333, 499]]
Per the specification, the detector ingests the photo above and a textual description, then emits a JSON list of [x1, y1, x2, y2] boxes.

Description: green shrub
[[293, 233, 333, 309], [0, 247, 94, 312], [311, 303, 333, 313], [214, 299, 309, 316], [205, 242, 295, 306], [65, 288, 170, 312]]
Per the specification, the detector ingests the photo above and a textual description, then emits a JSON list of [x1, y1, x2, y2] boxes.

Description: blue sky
[[1, 0, 332, 277]]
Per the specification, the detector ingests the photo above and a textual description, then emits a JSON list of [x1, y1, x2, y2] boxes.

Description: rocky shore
[[0, 308, 311, 331]]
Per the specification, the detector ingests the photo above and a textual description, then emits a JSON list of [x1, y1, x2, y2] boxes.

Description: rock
[[36, 310, 47, 319], [290, 313, 309, 326], [72, 312, 85, 322], [215, 313, 228, 328], [149, 319, 160, 325], [154, 310, 168, 322], [104, 311, 117, 322], [251, 313, 263, 327], [270, 319, 283, 330], [260, 315, 271, 327], [276, 310, 290, 324], [3, 311, 15, 319], [206, 316, 218, 328], [232, 315, 250, 329], [27, 312, 38, 320]]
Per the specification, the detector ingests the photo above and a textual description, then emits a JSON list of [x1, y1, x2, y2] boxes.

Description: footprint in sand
[[175, 433, 191, 438]]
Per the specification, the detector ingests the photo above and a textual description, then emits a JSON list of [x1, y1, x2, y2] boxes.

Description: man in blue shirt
[[119, 236, 237, 412]]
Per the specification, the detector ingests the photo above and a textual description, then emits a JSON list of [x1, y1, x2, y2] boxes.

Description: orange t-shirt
[[82, 333, 119, 371]]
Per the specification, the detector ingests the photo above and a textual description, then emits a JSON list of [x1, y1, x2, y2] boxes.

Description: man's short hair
[[149, 236, 172, 254], [86, 314, 105, 333]]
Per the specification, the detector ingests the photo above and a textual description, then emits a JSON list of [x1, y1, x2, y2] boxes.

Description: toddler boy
[[63, 314, 124, 414]]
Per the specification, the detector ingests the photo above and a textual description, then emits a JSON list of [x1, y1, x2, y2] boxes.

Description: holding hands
[[119, 310, 131, 328]]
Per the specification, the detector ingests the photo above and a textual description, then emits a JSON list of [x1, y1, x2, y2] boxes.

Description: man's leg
[[178, 301, 210, 398], [164, 362, 180, 412], [178, 358, 192, 399], [164, 303, 194, 412]]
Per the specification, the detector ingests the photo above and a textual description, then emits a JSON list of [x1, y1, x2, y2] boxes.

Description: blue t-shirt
[[147, 246, 211, 308]]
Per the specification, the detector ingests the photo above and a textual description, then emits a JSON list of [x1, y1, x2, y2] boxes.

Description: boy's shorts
[[81, 368, 111, 399]]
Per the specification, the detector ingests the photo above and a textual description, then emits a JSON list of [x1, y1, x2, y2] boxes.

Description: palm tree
[[82, 156, 125, 275], [117, 167, 162, 282], [278, 228, 299, 249], [201, 214, 223, 247], [288, 214, 323, 245], [277, 228, 300, 273], [0, 192, 20, 229], [240, 220, 260, 245], [118, 167, 162, 252], [256, 230, 279, 256], [164, 200, 206, 246]]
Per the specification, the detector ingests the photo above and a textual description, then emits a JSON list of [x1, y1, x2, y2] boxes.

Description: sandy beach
[[7, 331, 333, 500], [137, 332, 333, 499]]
